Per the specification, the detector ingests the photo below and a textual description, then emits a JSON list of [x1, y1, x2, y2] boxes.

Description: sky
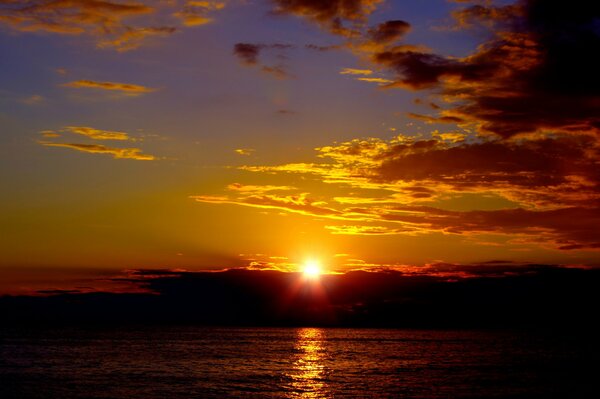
[[0, 0, 599, 294]]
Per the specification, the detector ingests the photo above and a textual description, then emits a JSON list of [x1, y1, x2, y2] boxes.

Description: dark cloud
[[372, 49, 494, 90], [233, 43, 262, 65], [370, 0, 600, 138], [367, 20, 410, 44], [407, 112, 466, 124], [233, 42, 295, 78], [378, 205, 600, 251], [266, 1, 599, 137], [375, 135, 600, 194]]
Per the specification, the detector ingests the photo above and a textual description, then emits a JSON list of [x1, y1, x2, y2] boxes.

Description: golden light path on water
[[287, 328, 329, 398]]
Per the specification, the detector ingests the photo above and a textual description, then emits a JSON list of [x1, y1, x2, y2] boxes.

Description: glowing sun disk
[[303, 260, 321, 278]]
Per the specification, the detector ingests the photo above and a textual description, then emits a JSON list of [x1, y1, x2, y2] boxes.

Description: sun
[[303, 260, 322, 279]]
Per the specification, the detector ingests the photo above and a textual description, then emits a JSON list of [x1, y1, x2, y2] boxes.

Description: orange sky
[[0, 0, 599, 294]]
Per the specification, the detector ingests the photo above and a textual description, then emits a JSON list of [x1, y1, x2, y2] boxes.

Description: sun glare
[[303, 260, 322, 279]]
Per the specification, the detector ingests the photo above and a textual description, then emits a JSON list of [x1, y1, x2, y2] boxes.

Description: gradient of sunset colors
[[1, 0, 599, 294]]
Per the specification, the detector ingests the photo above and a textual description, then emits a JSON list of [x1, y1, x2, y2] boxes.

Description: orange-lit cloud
[[227, 183, 297, 193], [236, 253, 296, 271], [356, 77, 393, 85], [0, 0, 156, 50], [0, 0, 226, 51], [340, 68, 394, 84], [63, 80, 156, 95], [451, 3, 523, 29], [431, 131, 467, 143], [195, 131, 600, 250], [40, 142, 156, 160], [325, 225, 414, 235], [63, 126, 133, 141], [235, 148, 255, 156], [340, 68, 373, 75], [191, 192, 344, 218], [173, 0, 226, 26], [97, 26, 177, 52], [40, 130, 61, 138], [271, 0, 383, 36]]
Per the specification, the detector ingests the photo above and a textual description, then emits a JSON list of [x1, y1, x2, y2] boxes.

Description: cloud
[[63, 80, 156, 95], [270, 0, 383, 36], [227, 183, 297, 193], [305, 43, 340, 51], [325, 225, 413, 235], [431, 131, 467, 143], [173, 0, 226, 26], [40, 142, 155, 160], [63, 126, 132, 141], [222, 132, 600, 250], [40, 130, 61, 138], [260, 65, 289, 79], [0, 0, 161, 50], [367, 0, 600, 138], [407, 112, 466, 124], [39, 124, 158, 159], [96, 26, 177, 52], [234, 148, 255, 156], [268, 2, 596, 139], [0, 1, 226, 51], [20, 94, 44, 105], [339, 68, 394, 87], [451, 3, 523, 29], [340, 68, 373, 75], [375, 205, 600, 251], [373, 136, 600, 203], [356, 77, 393, 85], [371, 49, 488, 90], [233, 43, 262, 65], [367, 20, 410, 44], [236, 253, 295, 272], [413, 99, 442, 110], [191, 192, 344, 218], [233, 42, 295, 78]]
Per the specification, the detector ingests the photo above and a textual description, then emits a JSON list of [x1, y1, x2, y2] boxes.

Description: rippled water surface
[[0, 327, 595, 398]]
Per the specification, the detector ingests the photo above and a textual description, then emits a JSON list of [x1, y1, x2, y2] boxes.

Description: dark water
[[0, 327, 596, 398]]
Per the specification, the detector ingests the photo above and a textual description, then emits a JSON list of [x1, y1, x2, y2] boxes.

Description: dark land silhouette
[[2, 265, 598, 328]]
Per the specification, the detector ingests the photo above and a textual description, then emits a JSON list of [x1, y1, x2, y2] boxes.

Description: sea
[[0, 327, 596, 398]]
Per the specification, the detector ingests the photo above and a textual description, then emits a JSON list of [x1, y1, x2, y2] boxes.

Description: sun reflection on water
[[287, 328, 330, 398]]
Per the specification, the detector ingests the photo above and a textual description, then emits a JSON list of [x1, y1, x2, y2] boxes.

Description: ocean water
[[0, 327, 596, 398]]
